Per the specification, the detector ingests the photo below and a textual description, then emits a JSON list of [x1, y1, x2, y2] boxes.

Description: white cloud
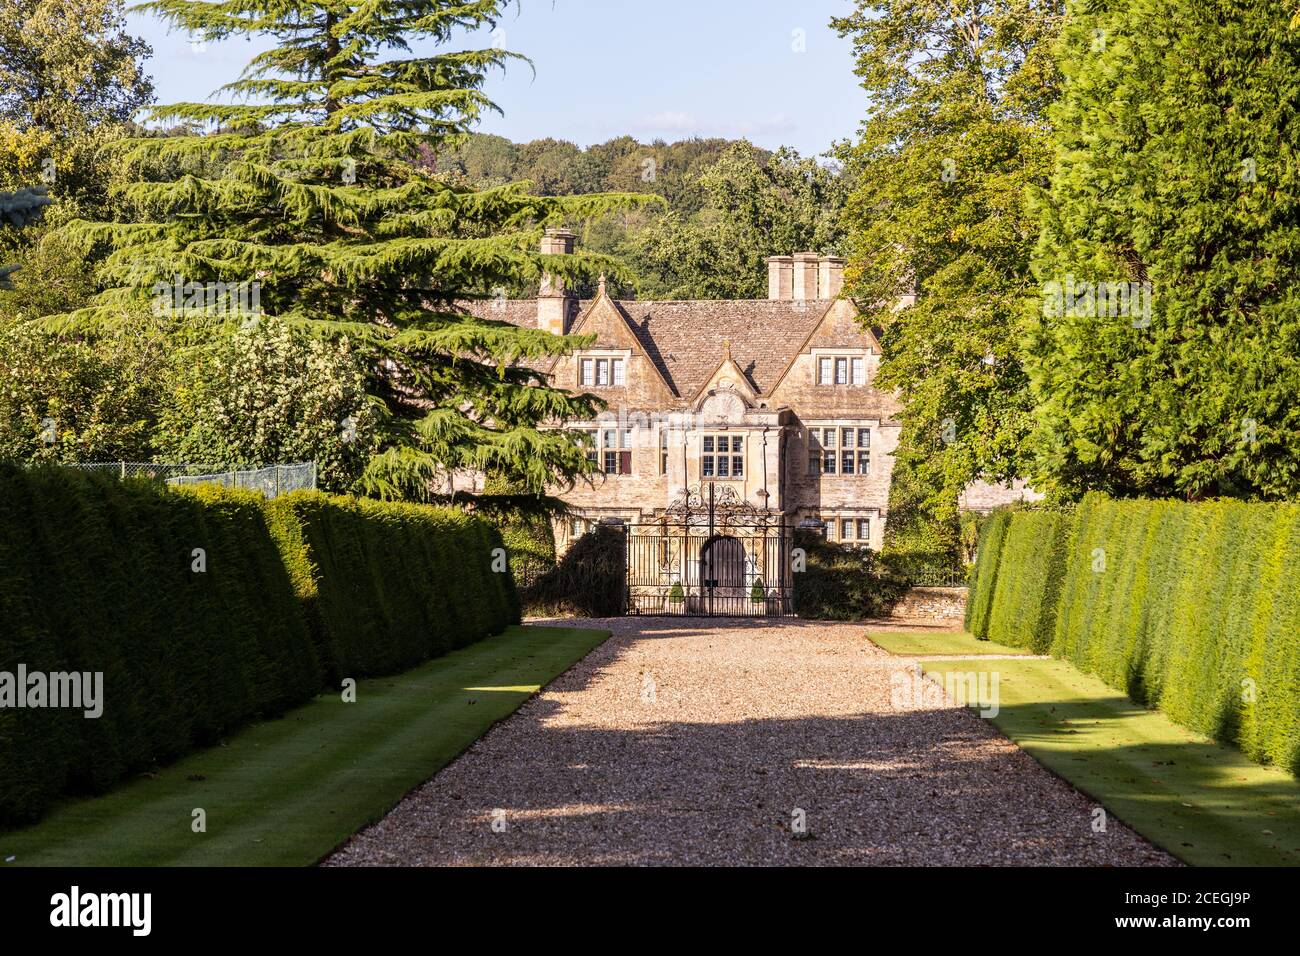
[[632, 110, 798, 143], [639, 111, 701, 133]]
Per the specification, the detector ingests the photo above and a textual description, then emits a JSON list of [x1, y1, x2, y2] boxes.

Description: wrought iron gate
[[625, 484, 793, 617]]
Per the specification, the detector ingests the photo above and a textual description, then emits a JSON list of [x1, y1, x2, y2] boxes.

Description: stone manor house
[[465, 229, 1032, 556]]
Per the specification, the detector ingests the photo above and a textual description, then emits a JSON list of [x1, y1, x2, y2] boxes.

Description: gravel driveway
[[324, 618, 1175, 866]]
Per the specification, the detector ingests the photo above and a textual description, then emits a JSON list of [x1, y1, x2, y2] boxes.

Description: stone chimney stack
[[818, 256, 845, 299], [538, 227, 576, 335], [766, 255, 793, 300], [767, 252, 847, 301], [792, 252, 820, 301]]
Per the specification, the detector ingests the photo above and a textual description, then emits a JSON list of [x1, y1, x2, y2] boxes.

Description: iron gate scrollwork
[[625, 483, 793, 617]]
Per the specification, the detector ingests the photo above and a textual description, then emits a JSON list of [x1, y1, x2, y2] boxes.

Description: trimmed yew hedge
[[964, 509, 1011, 636], [983, 510, 1073, 652], [264, 492, 517, 680], [969, 493, 1300, 773], [0, 469, 517, 826], [0, 465, 319, 824]]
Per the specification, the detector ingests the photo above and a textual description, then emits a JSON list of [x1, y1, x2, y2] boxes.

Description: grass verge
[[0, 625, 609, 867], [867, 630, 1035, 657], [921, 657, 1300, 866]]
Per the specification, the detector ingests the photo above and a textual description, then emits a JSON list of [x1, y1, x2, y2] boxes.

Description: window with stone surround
[[827, 516, 872, 545], [579, 356, 624, 387], [809, 426, 872, 476], [702, 433, 744, 479], [816, 354, 866, 386], [576, 426, 632, 475]]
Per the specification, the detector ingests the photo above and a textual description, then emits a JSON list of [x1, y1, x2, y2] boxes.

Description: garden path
[[326, 618, 1174, 866]]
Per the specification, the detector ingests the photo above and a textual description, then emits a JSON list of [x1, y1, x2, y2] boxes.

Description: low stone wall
[[889, 586, 968, 623]]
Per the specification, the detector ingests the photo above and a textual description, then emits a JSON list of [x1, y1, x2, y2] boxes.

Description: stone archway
[[700, 535, 747, 594]]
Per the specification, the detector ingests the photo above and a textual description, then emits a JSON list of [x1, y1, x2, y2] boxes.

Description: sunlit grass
[[922, 657, 1300, 866], [867, 630, 1035, 657], [0, 625, 609, 867]]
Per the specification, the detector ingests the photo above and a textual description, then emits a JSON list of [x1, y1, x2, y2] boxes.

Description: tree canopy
[[0, 0, 154, 217], [632, 143, 848, 300], [1028, 0, 1300, 500], [434, 134, 846, 300], [45, 0, 656, 499], [833, 0, 1063, 538]]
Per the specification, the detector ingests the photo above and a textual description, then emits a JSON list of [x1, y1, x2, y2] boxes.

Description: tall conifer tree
[[48, 0, 653, 497], [1029, 0, 1300, 499]]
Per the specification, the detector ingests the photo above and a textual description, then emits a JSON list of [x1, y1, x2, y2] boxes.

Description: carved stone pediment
[[698, 384, 750, 422]]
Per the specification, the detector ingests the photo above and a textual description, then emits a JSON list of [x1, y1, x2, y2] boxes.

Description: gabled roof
[[691, 345, 760, 406], [564, 290, 678, 398], [608, 299, 833, 398], [456, 296, 880, 404], [765, 298, 884, 397]]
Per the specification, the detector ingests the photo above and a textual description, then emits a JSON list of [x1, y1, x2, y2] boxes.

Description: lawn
[[867, 629, 1034, 657], [921, 657, 1300, 866], [0, 625, 609, 867]]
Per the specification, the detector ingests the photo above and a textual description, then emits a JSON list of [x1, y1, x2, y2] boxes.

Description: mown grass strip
[[920, 657, 1300, 866], [867, 630, 1034, 657], [0, 625, 608, 867]]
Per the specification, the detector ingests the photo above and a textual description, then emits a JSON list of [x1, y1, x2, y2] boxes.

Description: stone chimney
[[818, 256, 845, 299], [766, 255, 793, 300], [768, 252, 847, 301], [538, 227, 576, 335], [791, 252, 820, 302]]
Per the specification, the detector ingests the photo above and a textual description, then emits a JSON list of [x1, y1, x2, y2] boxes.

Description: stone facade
[[464, 230, 1027, 553], [957, 478, 1044, 513]]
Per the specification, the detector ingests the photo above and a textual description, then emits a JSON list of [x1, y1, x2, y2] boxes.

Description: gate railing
[[623, 484, 794, 618]]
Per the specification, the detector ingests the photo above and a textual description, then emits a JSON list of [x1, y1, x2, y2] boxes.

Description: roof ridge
[[618, 298, 837, 305], [457, 297, 841, 305]]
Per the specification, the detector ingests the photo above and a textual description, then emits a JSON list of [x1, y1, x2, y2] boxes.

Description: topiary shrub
[[750, 578, 766, 603], [523, 524, 626, 618], [264, 491, 516, 680], [792, 530, 908, 620], [0, 469, 518, 827], [984, 508, 1074, 652], [964, 509, 1012, 638], [971, 494, 1300, 774], [473, 483, 562, 619]]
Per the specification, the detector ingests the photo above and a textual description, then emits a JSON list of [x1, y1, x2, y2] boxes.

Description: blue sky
[[125, 0, 866, 157]]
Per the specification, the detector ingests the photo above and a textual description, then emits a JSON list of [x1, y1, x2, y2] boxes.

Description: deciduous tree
[[832, 0, 1063, 532], [0, 0, 153, 217], [156, 317, 380, 492], [633, 143, 847, 299]]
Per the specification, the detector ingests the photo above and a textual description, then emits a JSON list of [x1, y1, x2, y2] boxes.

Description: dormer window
[[816, 355, 865, 386], [580, 357, 625, 387]]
